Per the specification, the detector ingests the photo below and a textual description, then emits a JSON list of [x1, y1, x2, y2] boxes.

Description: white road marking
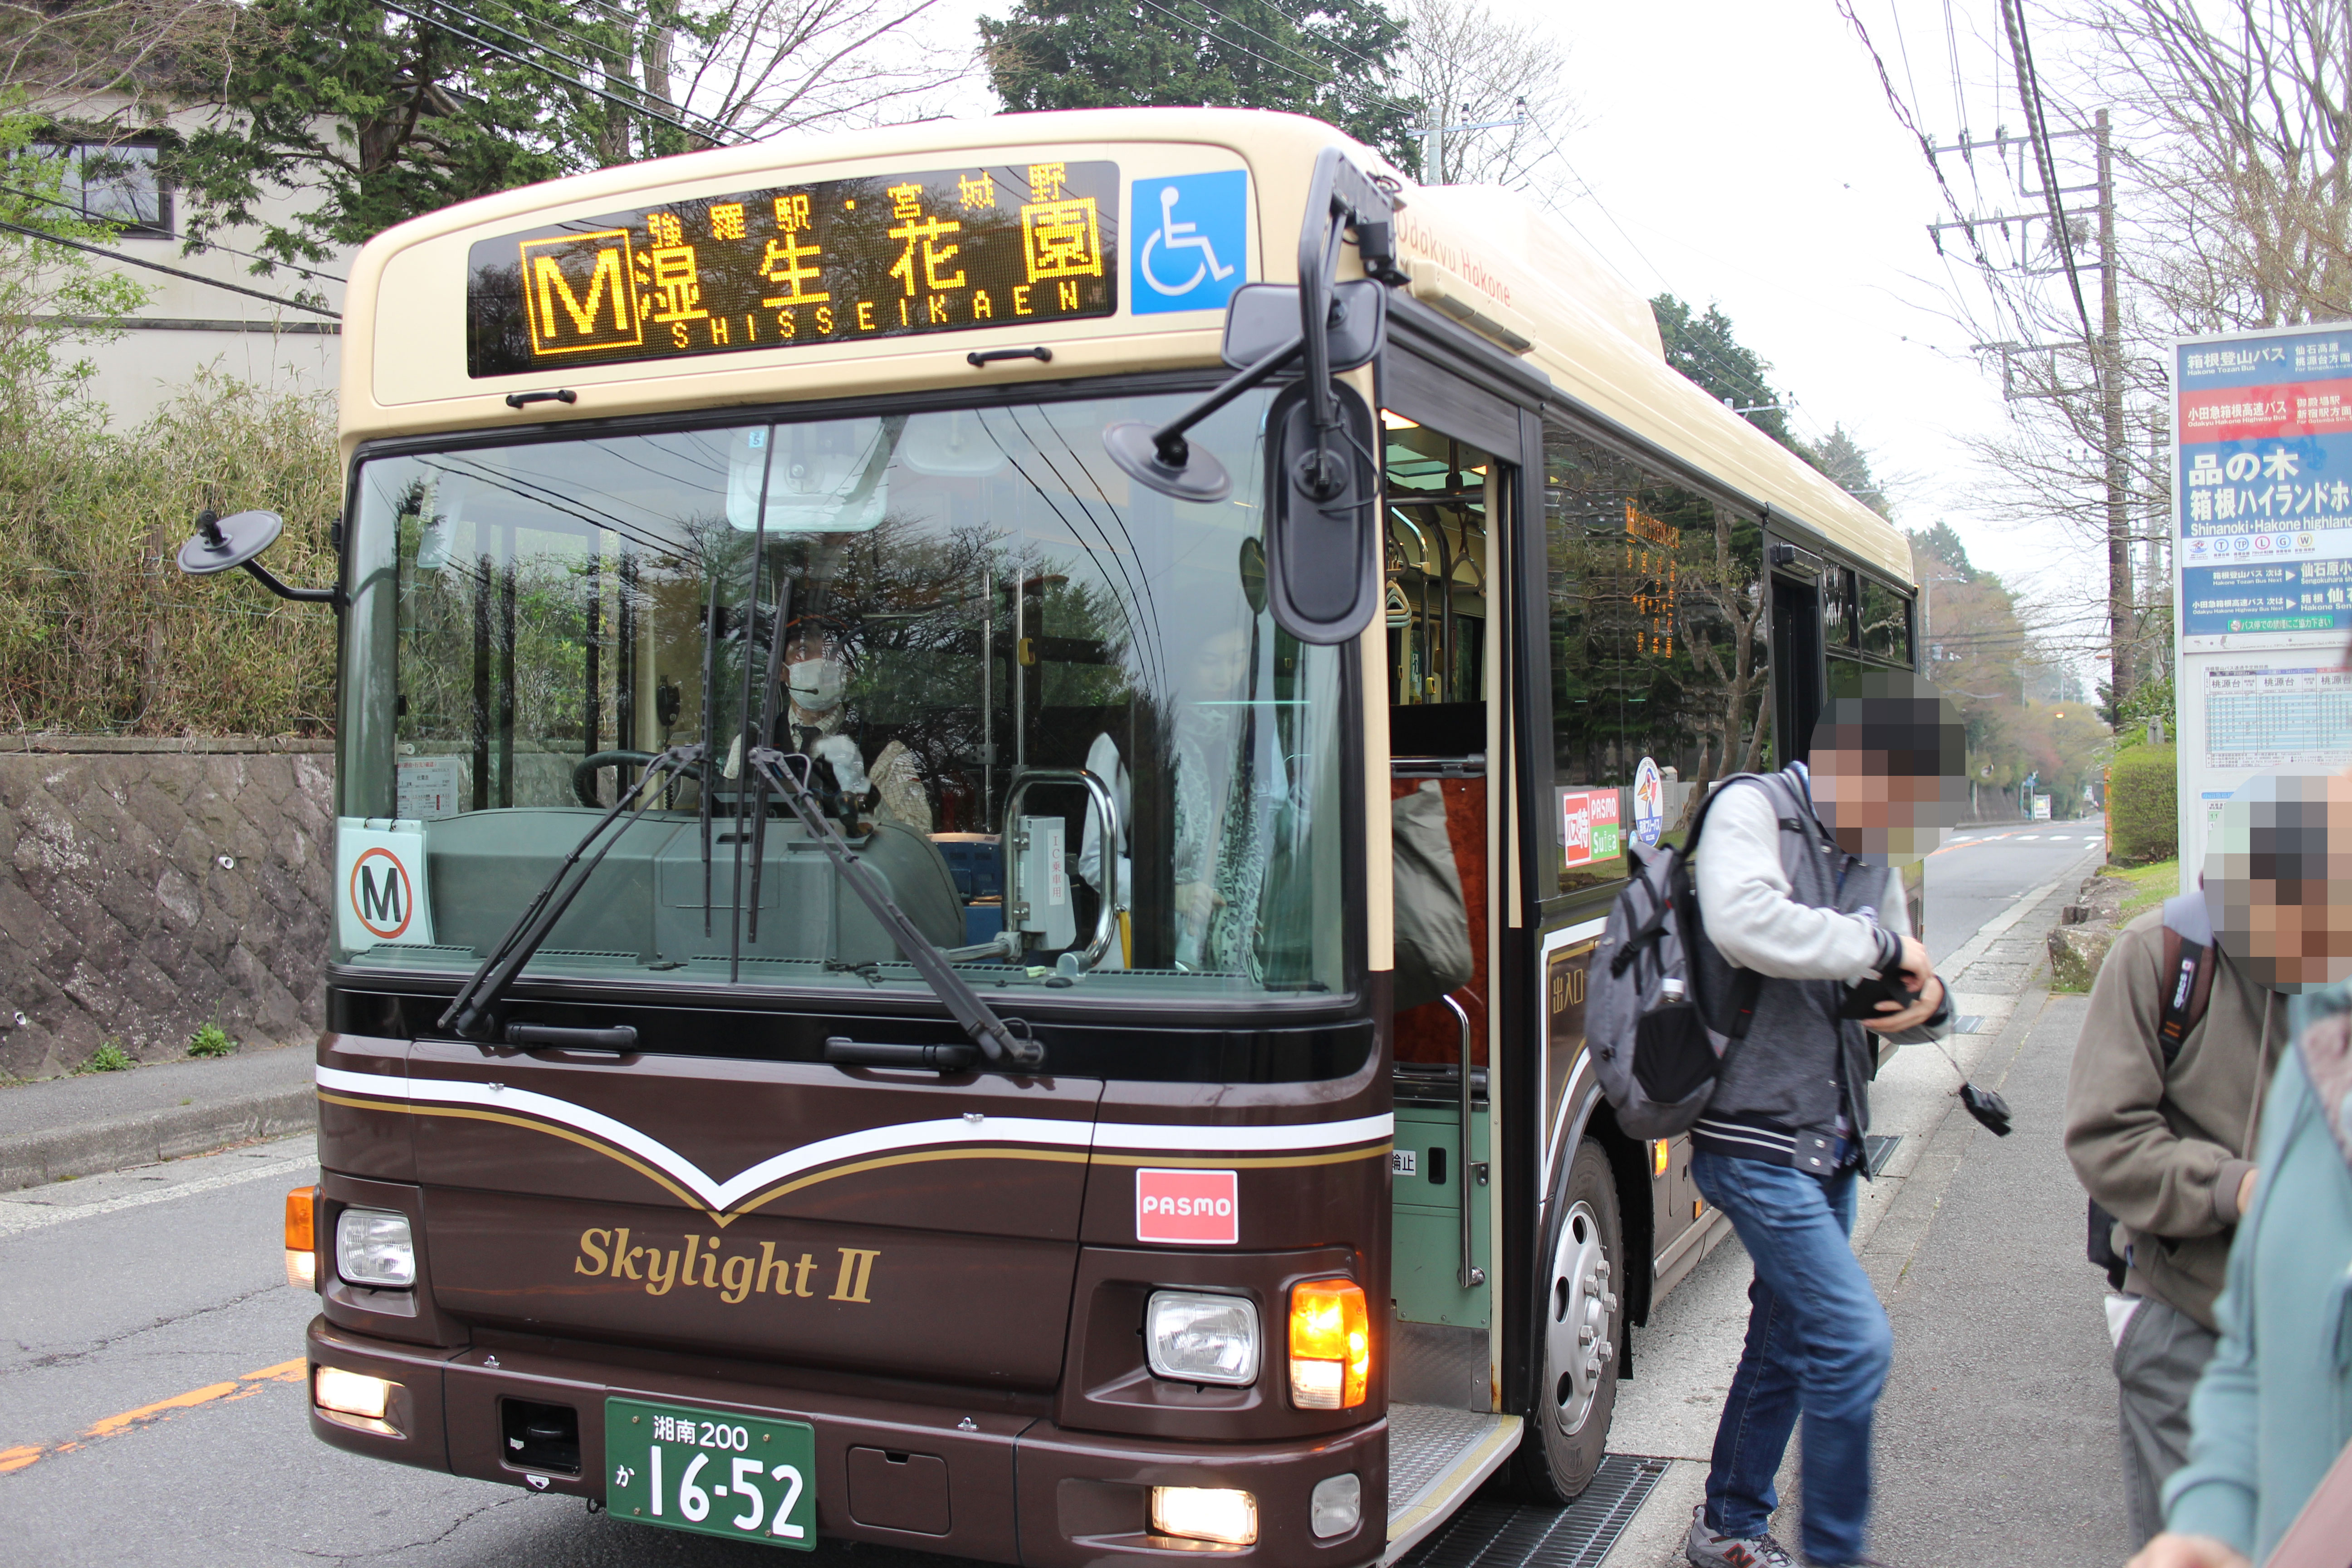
[[0, 1143, 318, 1239]]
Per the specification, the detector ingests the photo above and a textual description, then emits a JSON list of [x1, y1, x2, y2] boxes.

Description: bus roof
[[342, 107, 1909, 585]]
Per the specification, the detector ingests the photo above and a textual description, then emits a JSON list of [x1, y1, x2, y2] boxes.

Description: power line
[[0, 179, 347, 285], [416, 0, 739, 142], [376, 0, 737, 147], [0, 217, 339, 318], [1997, 0, 2097, 361], [1835, 0, 2002, 284]]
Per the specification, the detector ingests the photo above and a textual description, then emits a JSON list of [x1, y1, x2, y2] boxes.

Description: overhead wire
[[417, 0, 740, 142], [0, 179, 348, 285], [375, 0, 738, 147], [1997, 0, 2098, 364], [0, 217, 339, 318]]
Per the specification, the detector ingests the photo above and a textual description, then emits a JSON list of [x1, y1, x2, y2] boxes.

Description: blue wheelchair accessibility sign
[[1130, 171, 1250, 314]]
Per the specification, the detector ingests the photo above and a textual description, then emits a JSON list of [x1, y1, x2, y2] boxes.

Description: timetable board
[[2171, 325, 2352, 884]]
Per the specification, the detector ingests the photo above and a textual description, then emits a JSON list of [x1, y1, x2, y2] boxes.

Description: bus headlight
[[1288, 1278, 1370, 1409], [1146, 1290, 1259, 1385], [335, 1208, 416, 1289], [1151, 1486, 1258, 1545]]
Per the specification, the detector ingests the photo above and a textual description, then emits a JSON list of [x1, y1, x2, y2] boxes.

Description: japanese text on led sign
[[1624, 500, 1679, 658], [466, 161, 1118, 378]]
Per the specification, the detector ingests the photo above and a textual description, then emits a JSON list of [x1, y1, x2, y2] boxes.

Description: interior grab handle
[[1442, 992, 1486, 1289], [1000, 767, 1124, 971]]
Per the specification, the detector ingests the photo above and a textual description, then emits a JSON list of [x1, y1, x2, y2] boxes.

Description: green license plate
[[605, 1396, 816, 1549]]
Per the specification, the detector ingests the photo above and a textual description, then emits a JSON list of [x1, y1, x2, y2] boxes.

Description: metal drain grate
[[1864, 1133, 1903, 1176], [1951, 1014, 1987, 1034], [1395, 1454, 1669, 1568]]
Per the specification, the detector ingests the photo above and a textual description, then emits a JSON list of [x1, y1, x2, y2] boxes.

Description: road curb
[[0, 1086, 316, 1192]]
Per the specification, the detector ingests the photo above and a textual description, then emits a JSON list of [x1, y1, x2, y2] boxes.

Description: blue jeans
[[1693, 1150, 1892, 1567]]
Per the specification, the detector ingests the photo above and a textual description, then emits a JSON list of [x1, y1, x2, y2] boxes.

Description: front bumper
[[305, 1317, 1386, 1568]]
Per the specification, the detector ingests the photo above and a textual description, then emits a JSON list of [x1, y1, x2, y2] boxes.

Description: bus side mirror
[[176, 508, 343, 607], [1263, 380, 1381, 646], [1104, 147, 1397, 645]]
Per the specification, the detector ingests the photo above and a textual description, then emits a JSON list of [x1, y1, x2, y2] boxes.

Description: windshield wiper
[[746, 746, 1044, 1069], [438, 745, 703, 1039]]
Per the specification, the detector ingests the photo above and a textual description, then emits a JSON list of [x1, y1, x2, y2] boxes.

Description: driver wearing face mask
[[780, 640, 928, 832]]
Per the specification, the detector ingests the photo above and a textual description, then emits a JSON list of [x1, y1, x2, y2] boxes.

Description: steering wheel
[[573, 750, 700, 808]]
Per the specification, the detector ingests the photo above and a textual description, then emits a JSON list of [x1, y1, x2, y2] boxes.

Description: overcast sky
[[931, 0, 2110, 681]]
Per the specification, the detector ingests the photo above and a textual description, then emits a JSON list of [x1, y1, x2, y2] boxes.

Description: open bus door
[[1373, 322, 1619, 1547]]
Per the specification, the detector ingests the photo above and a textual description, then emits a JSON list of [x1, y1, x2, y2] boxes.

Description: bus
[[183, 107, 1921, 1565]]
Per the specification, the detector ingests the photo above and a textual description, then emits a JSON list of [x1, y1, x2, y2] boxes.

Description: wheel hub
[[1544, 1200, 1617, 1434]]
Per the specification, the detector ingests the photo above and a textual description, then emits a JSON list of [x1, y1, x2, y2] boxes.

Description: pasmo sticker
[[1135, 1168, 1238, 1245]]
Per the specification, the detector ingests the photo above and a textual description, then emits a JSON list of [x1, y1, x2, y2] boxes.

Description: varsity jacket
[[1687, 764, 1950, 1172]]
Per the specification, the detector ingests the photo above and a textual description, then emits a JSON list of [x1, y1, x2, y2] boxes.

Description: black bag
[[2089, 893, 2216, 1289], [1587, 775, 1798, 1138]]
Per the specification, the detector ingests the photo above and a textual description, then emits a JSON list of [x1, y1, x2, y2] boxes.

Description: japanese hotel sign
[[2175, 329, 2352, 637], [465, 161, 1117, 377], [2170, 325, 2352, 886]]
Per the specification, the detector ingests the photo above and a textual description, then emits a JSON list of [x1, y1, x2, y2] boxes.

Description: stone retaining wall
[[0, 738, 334, 1080]]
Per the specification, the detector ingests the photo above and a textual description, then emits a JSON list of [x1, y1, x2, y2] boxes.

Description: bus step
[[1396, 1454, 1670, 1568]]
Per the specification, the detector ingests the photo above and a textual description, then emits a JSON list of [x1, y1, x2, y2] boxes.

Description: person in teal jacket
[[2127, 977, 2352, 1568]]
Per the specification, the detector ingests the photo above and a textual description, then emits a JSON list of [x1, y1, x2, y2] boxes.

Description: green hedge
[[2109, 745, 2178, 865]]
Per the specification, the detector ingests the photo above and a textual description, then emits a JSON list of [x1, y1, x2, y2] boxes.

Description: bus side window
[[1542, 419, 1768, 892]]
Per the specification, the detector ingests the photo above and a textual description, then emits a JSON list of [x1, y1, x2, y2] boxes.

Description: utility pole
[[1424, 97, 1446, 186], [2097, 107, 2133, 715]]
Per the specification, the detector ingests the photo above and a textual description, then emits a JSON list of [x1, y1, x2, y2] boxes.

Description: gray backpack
[[1586, 773, 1804, 1138]]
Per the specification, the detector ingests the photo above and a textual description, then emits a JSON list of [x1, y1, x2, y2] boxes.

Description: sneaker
[[1686, 1505, 1797, 1568]]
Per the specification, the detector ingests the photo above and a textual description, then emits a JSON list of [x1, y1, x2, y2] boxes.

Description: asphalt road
[[0, 1137, 971, 1568], [1924, 820, 2107, 966], [0, 827, 2112, 1567]]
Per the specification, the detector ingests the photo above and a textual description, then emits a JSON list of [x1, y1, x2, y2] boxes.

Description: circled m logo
[[349, 847, 415, 940]]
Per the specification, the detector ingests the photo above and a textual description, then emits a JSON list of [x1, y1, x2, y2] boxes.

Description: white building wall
[[49, 104, 356, 429]]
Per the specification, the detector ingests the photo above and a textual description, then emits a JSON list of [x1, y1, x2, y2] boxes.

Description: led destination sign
[[466, 160, 1118, 378]]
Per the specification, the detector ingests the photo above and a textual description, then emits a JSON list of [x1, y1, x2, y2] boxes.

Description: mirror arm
[[240, 557, 344, 609], [1145, 334, 1303, 466], [1294, 150, 1401, 504]]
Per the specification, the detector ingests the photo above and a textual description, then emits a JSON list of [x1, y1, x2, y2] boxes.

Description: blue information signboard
[[2178, 329, 2352, 635]]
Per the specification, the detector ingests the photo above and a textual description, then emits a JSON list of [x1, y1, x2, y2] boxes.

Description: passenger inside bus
[[336, 391, 1348, 999]]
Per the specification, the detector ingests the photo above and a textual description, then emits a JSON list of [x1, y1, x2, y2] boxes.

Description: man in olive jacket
[[2065, 900, 2287, 1547]]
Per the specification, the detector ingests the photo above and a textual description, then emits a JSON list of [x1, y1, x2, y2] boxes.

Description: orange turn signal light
[[285, 1185, 316, 1251], [1288, 1278, 1370, 1409], [284, 1186, 318, 1290]]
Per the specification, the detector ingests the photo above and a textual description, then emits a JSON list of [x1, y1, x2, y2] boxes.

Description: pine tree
[[979, 0, 1416, 170], [1648, 293, 1802, 452]]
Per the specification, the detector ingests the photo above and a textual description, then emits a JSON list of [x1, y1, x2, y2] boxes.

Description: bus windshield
[[337, 388, 1348, 1001]]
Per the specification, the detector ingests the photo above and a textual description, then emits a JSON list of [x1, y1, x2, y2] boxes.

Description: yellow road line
[[1, 1358, 304, 1476]]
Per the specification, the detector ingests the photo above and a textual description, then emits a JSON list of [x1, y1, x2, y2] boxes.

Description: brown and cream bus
[[186, 108, 1921, 1565]]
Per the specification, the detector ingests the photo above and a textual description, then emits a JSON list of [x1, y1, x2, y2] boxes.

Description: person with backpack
[[2070, 773, 2328, 1551], [1656, 677, 1960, 1568]]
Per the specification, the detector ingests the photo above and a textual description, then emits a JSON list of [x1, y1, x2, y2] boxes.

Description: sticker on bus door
[[335, 818, 436, 949], [1136, 1168, 1239, 1245]]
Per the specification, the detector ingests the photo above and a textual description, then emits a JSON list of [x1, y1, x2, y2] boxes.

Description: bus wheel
[[1514, 1137, 1622, 1504]]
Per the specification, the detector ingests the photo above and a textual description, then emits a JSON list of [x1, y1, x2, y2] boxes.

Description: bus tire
[[1513, 1136, 1622, 1504]]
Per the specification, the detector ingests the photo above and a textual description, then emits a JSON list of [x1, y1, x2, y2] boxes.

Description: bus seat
[[855, 820, 965, 950]]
